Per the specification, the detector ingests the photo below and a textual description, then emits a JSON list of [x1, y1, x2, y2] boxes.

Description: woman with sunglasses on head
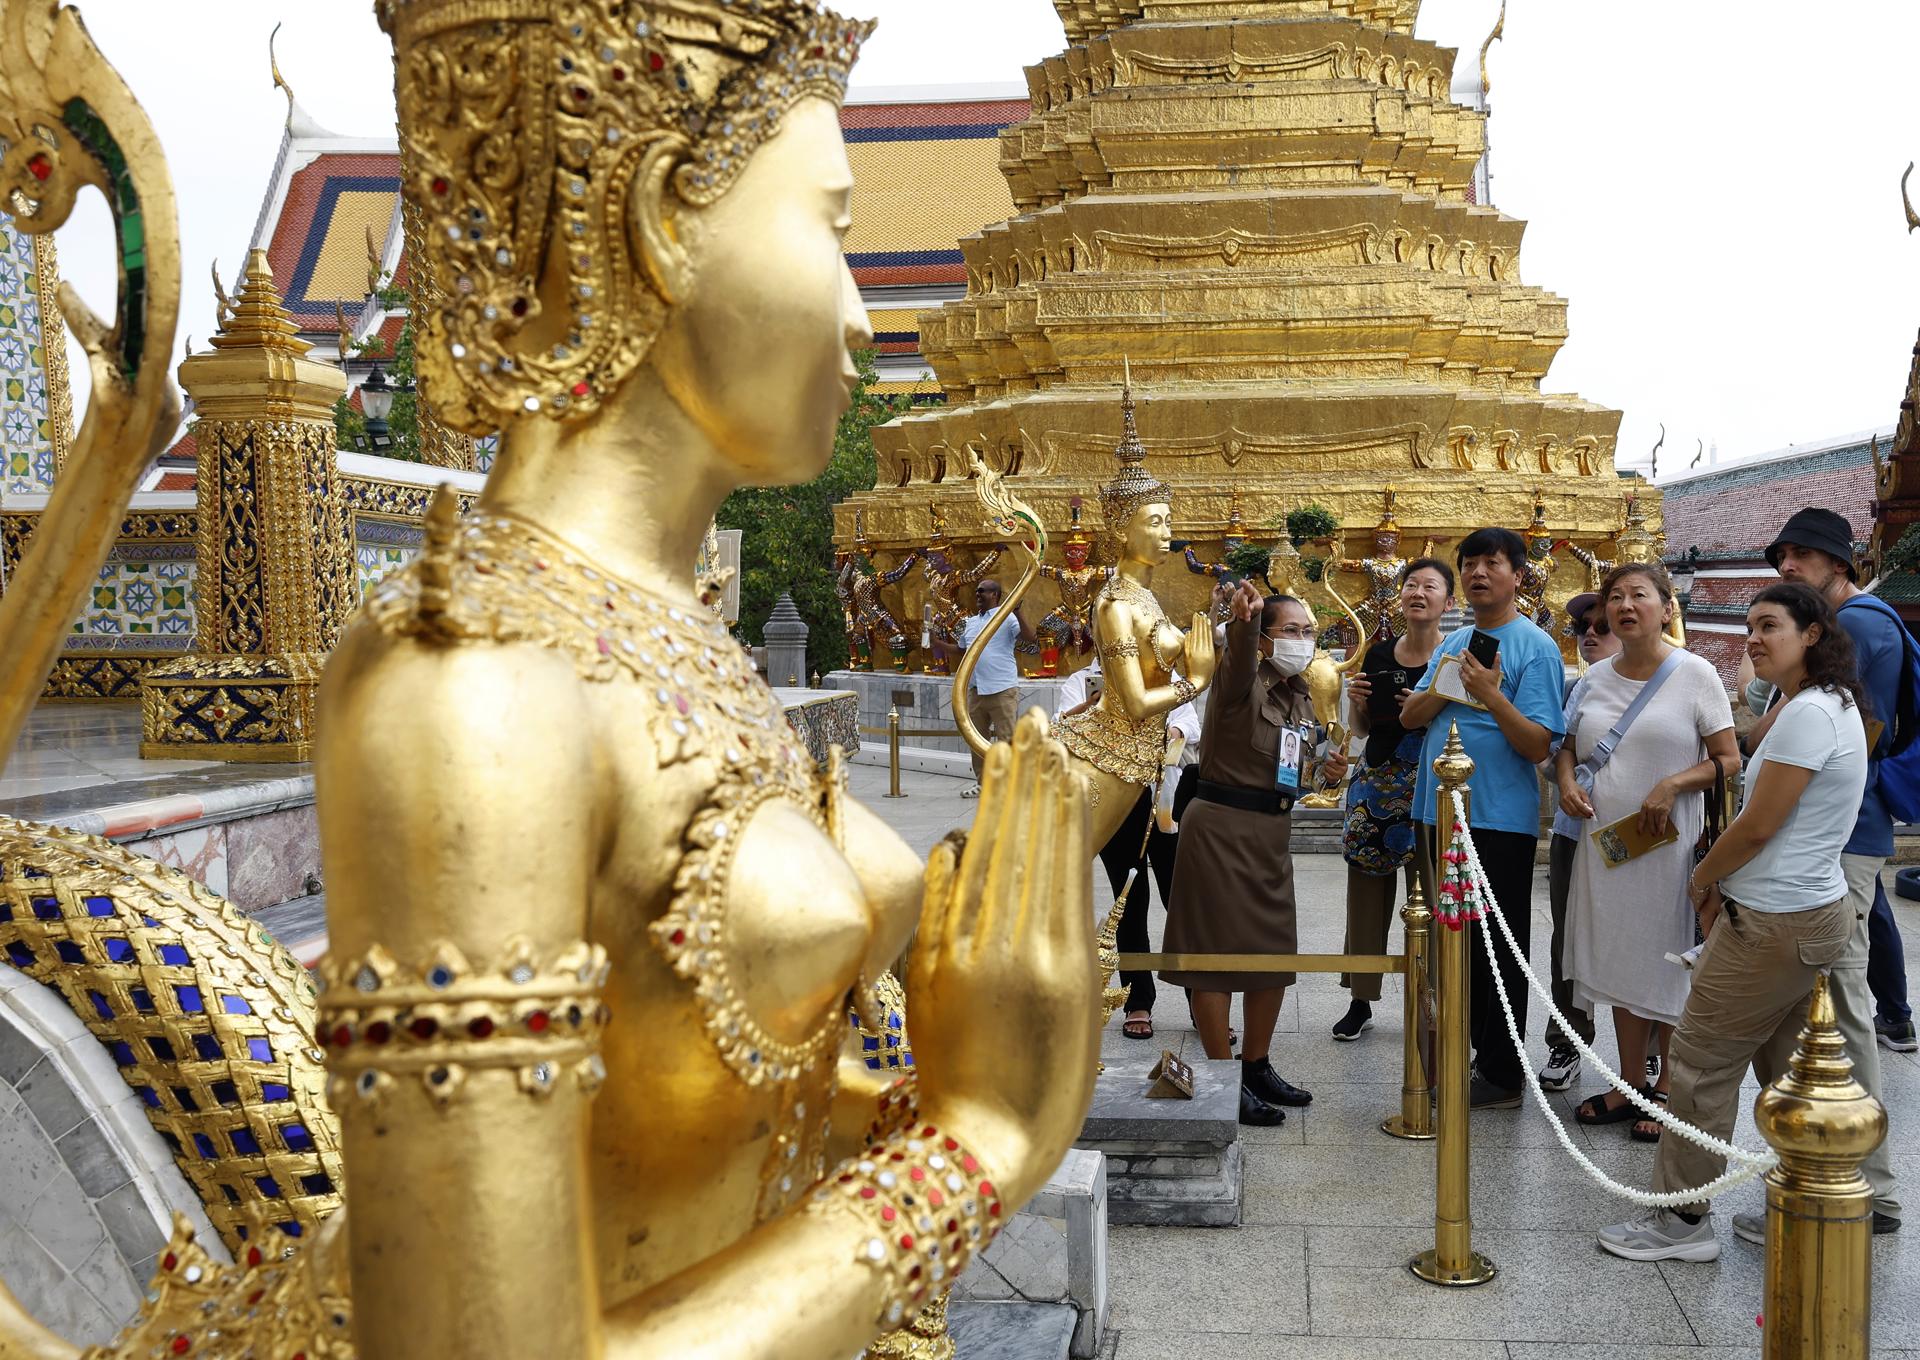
[[1600, 581, 1866, 1262], [1558, 565, 1736, 1144], [1333, 558, 1454, 1042], [1163, 584, 1348, 1124]]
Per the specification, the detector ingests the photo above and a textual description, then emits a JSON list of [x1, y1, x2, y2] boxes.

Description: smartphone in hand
[[1467, 629, 1500, 669]]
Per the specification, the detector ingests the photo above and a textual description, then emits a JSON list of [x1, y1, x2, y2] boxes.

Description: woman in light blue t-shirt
[[1600, 581, 1869, 1264]]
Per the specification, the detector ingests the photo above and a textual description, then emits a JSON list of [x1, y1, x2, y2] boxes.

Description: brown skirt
[[1160, 799, 1298, 991]]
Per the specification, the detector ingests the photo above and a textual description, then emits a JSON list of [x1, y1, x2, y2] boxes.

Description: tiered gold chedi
[[839, 0, 1658, 654]]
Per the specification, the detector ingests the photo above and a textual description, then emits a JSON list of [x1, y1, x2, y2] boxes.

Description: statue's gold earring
[[629, 139, 695, 308]]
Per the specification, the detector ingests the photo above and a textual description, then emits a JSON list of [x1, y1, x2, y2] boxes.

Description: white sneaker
[[1732, 1213, 1764, 1246], [1598, 1209, 1720, 1262], [1539, 1043, 1580, 1092]]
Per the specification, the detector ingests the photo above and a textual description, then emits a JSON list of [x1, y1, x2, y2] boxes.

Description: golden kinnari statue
[[0, 4, 1104, 1359]]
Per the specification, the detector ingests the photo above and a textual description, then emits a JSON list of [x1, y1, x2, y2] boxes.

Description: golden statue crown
[[1099, 369, 1171, 532], [379, 0, 873, 434]]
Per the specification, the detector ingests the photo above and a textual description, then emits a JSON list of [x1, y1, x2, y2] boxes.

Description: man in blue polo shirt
[[1401, 526, 1565, 1108], [1736, 508, 1904, 1236]]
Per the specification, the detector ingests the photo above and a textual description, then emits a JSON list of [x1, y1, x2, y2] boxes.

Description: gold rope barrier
[[1410, 723, 1495, 1286]]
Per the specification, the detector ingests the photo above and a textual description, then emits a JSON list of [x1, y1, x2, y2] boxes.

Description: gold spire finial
[[209, 248, 310, 355], [1903, 162, 1920, 234], [269, 22, 296, 129], [1479, 0, 1506, 98], [1099, 359, 1170, 531]]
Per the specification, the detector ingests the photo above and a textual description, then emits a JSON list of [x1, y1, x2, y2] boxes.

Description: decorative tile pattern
[[351, 514, 425, 600], [0, 212, 68, 497], [70, 550, 196, 646], [473, 432, 498, 475]]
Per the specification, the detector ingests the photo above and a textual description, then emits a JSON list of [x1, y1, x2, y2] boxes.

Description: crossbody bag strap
[[1577, 649, 1686, 782]]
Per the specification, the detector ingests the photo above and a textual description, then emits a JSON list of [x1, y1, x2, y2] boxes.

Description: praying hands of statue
[[910, 712, 1100, 1205]]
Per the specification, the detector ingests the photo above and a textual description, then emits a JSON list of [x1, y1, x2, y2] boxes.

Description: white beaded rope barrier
[[1445, 790, 1777, 1208]]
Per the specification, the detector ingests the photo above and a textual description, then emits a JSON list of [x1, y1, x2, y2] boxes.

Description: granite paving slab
[[950, 1300, 1076, 1360], [1113, 1334, 1504, 1360], [1105, 1224, 1307, 1337]]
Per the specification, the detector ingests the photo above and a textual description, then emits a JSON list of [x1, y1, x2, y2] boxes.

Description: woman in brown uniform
[[1164, 586, 1349, 1125]]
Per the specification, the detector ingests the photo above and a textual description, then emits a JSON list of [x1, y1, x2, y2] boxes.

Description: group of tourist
[[966, 502, 1910, 1255]]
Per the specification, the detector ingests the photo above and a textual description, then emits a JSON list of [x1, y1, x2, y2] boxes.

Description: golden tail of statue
[[0, 10, 187, 1356], [0, 0, 183, 761], [951, 447, 1049, 759]]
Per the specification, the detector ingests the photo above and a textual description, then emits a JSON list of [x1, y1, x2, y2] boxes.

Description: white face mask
[[1266, 638, 1316, 677]]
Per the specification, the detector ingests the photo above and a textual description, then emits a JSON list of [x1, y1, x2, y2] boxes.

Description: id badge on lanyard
[[1275, 723, 1307, 796]]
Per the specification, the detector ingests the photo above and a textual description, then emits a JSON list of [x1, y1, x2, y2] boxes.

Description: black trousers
[[1099, 788, 1176, 1014], [1417, 823, 1537, 1092]]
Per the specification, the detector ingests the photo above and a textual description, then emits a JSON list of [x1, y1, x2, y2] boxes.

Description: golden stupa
[[837, 0, 1656, 653]]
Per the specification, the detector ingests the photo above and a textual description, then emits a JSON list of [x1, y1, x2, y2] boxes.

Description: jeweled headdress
[[1375, 485, 1401, 537], [1099, 367, 1171, 532], [378, 0, 873, 433]]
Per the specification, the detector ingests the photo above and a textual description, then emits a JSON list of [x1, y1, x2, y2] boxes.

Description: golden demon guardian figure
[[1328, 487, 1439, 645], [920, 500, 1002, 675], [837, 546, 922, 671], [1033, 497, 1113, 675], [0, 3, 1102, 1358]]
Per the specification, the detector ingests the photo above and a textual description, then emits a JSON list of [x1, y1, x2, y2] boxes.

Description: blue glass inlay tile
[[231, 1128, 261, 1155], [88, 989, 113, 1019], [54, 941, 85, 964], [83, 896, 114, 918], [174, 985, 203, 1013], [158, 944, 190, 966], [193, 1034, 221, 1061], [109, 1041, 135, 1066], [862, 1036, 879, 1052], [280, 1123, 312, 1152], [277, 1221, 303, 1238], [104, 938, 135, 963], [247, 1038, 272, 1062], [261, 1082, 290, 1103], [148, 1037, 175, 1062], [0, 903, 11, 922], [5, 942, 32, 967], [220, 1184, 239, 1203], [130, 987, 154, 1013], [211, 1080, 238, 1106], [193, 1133, 216, 1160], [905, 1053, 916, 1067], [236, 1225, 248, 1240], [140, 915, 159, 927], [30, 898, 60, 921], [221, 995, 252, 1016], [300, 1172, 334, 1196], [255, 1176, 281, 1199], [171, 1087, 197, 1112], [136, 1086, 159, 1108]]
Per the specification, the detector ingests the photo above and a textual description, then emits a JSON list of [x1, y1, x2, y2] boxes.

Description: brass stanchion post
[[1411, 722, 1496, 1286], [1383, 876, 1435, 1141], [885, 707, 905, 799], [1755, 973, 1885, 1359]]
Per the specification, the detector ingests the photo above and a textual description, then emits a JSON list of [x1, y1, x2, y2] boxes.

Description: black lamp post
[[360, 365, 394, 451]]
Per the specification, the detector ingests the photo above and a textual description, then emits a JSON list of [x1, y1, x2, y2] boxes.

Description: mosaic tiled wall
[[0, 214, 70, 497], [73, 547, 196, 647], [473, 434, 498, 475]]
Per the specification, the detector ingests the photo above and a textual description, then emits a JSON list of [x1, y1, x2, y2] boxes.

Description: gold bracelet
[[1172, 678, 1199, 705], [818, 1123, 1005, 1328]]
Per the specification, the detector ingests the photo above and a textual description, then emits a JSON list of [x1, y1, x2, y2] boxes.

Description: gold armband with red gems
[[815, 1123, 1005, 1329], [317, 938, 609, 1108]]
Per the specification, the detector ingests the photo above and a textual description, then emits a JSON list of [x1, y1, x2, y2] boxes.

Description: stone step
[[951, 1301, 1077, 1360]]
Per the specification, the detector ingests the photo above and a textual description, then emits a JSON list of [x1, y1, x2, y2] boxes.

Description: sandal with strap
[[1576, 1088, 1649, 1126], [1122, 1014, 1155, 1040], [1631, 1090, 1670, 1144]]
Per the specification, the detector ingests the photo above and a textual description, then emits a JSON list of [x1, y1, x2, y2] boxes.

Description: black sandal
[[1122, 1015, 1155, 1040], [1631, 1090, 1669, 1143], [1575, 1088, 1648, 1126]]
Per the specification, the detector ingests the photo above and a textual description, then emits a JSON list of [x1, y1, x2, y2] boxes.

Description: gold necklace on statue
[[1102, 573, 1183, 672]]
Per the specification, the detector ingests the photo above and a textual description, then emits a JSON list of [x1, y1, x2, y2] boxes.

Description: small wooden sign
[[1146, 1050, 1196, 1100]]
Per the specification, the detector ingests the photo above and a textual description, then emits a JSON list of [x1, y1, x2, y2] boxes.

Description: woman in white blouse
[[1557, 563, 1737, 1142]]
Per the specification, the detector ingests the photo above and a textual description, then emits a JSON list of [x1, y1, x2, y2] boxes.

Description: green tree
[[719, 349, 910, 674]]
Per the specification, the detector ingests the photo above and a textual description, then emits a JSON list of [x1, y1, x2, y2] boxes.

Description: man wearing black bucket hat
[[1731, 507, 1905, 1239]]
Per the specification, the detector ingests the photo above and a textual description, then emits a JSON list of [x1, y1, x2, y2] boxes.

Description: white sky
[[46, 1, 1920, 481]]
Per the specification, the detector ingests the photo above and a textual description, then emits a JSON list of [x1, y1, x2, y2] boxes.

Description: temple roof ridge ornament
[[1478, 0, 1506, 98], [209, 249, 310, 355]]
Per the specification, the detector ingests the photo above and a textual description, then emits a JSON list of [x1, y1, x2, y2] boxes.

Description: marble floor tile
[[1305, 1224, 1696, 1344], [1114, 1333, 1503, 1360], [1104, 1225, 1307, 1336]]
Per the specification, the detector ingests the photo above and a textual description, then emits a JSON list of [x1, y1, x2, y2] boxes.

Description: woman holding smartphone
[[1333, 558, 1455, 1041]]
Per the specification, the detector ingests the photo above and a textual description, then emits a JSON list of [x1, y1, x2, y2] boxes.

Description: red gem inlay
[[648, 52, 665, 72], [990, 1203, 1002, 1218], [909, 1168, 924, 1182], [431, 177, 449, 196], [669, 929, 686, 946], [899, 1234, 914, 1250], [331, 1024, 352, 1049], [171, 1337, 191, 1355], [929, 1190, 944, 1208], [943, 1137, 958, 1151], [612, 67, 627, 81], [162, 1253, 177, 1271], [26, 153, 51, 182], [467, 1016, 496, 1039], [409, 1016, 438, 1040], [247, 1289, 263, 1305], [979, 1181, 995, 1198], [880, 1206, 896, 1222], [572, 381, 591, 397], [961, 1156, 979, 1173], [511, 297, 529, 318], [366, 1021, 391, 1045], [859, 1187, 876, 1199], [246, 1247, 262, 1267], [527, 1010, 550, 1034]]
